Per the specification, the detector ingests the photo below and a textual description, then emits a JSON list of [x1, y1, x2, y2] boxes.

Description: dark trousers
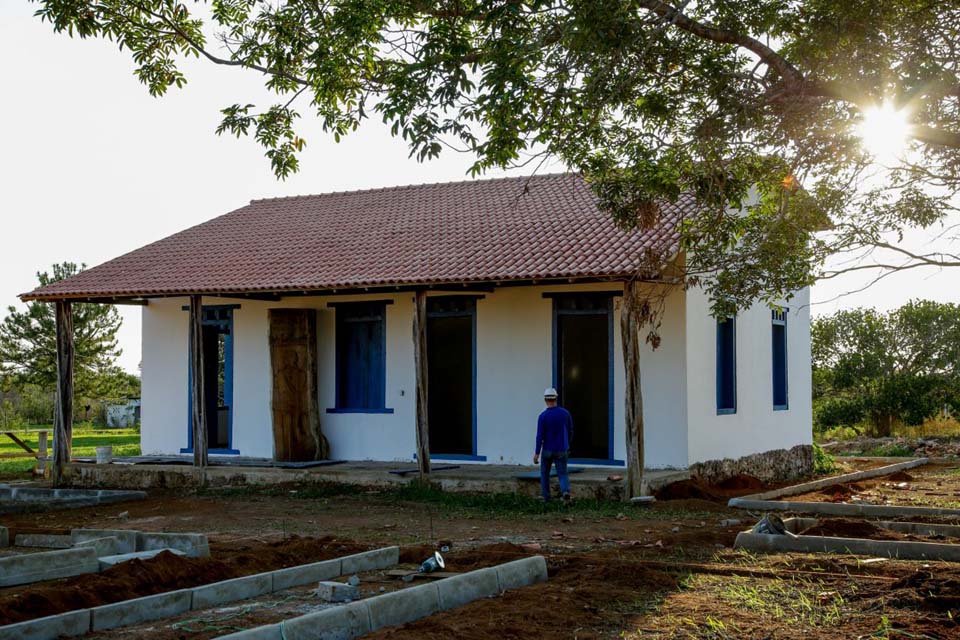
[[540, 449, 571, 501]]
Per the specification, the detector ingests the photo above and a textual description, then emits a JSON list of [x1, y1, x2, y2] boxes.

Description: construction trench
[[0, 532, 547, 640], [3, 458, 960, 638]]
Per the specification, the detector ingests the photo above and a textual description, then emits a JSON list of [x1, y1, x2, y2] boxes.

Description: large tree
[[0, 263, 124, 397], [812, 300, 960, 436], [30, 0, 960, 313]]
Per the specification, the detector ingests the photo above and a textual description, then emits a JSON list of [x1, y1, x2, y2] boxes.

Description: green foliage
[[812, 443, 836, 475], [816, 425, 861, 443], [0, 263, 125, 397], [861, 443, 916, 458], [28, 1, 960, 317], [812, 300, 960, 436]]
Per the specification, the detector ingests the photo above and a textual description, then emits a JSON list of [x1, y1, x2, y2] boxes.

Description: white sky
[[1, 2, 957, 374]]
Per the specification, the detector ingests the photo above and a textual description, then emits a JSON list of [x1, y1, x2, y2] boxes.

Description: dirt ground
[[787, 461, 960, 509], [0, 470, 958, 639]]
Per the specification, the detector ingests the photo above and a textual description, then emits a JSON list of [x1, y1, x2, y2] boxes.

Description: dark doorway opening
[[554, 295, 611, 461], [186, 306, 234, 453], [427, 297, 476, 457]]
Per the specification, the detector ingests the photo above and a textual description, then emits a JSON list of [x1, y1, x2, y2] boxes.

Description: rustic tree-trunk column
[[189, 295, 209, 469], [621, 280, 645, 498], [412, 290, 431, 481], [52, 301, 74, 487]]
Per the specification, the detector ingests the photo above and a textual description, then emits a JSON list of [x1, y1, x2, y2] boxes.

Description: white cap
[[543, 387, 558, 399]]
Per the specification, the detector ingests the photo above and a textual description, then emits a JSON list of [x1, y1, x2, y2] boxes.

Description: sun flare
[[857, 102, 912, 163]]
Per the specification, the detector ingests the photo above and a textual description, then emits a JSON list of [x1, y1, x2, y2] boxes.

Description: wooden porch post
[[412, 290, 431, 481], [189, 295, 209, 469], [52, 301, 74, 487], [621, 280, 645, 498]]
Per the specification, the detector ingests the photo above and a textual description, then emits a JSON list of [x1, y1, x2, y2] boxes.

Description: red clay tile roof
[[22, 173, 692, 301]]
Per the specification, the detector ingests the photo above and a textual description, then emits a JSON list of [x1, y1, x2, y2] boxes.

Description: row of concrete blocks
[[0, 486, 146, 502], [219, 555, 549, 640], [0, 546, 400, 640], [0, 528, 210, 588], [735, 517, 960, 562]]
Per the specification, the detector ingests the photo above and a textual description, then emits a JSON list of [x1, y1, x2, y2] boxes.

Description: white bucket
[[95, 446, 113, 464]]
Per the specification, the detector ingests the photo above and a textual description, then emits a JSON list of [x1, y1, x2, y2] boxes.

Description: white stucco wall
[[684, 286, 813, 465], [138, 282, 692, 467]]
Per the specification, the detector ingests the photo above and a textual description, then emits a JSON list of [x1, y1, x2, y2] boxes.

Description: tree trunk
[[52, 301, 74, 487], [268, 309, 329, 461], [189, 295, 209, 469], [621, 281, 645, 498], [412, 290, 431, 481]]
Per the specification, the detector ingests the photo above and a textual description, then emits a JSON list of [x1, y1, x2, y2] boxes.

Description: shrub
[[813, 443, 836, 475], [817, 425, 861, 442]]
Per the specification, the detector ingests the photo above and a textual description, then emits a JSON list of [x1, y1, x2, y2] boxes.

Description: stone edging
[[0, 546, 400, 640], [727, 457, 929, 503], [216, 555, 549, 640]]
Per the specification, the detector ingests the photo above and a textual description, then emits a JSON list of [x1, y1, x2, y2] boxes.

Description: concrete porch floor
[[65, 458, 690, 500]]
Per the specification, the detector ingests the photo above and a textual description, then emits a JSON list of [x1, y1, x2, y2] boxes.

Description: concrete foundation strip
[[0, 546, 400, 640], [216, 555, 549, 640], [734, 517, 960, 562], [728, 457, 930, 504], [0, 547, 100, 588], [727, 497, 960, 518]]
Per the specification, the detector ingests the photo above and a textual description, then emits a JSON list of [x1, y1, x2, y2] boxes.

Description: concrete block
[[98, 547, 185, 570], [0, 526, 7, 547], [216, 624, 283, 640], [340, 546, 399, 574], [72, 528, 137, 554], [735, 531, 960, 562], [91, 589, 193, 631], [192, 572, 273, 609], [317, 581, 359, 603], [271, 558, 342, 591], [282, 601, 372, 640], [495, 556, 548, 592], [136, 531, 209, 557], [367, 582, 439, 630], [15, 533, 72, 549], [73, 536, 121, 557], [0, 609, 90, 640], [437, 567, 500, 610], [0, 547, 99, 587]]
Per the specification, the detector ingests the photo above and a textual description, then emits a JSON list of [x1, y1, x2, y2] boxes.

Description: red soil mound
[[655, 474, 766, 502], [0, 536, 368, 626]]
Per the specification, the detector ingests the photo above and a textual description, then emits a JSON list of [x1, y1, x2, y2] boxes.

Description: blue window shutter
[[336, 303, 386, 410], [716, 317, 736, 414], [772, 310, 788, 410]]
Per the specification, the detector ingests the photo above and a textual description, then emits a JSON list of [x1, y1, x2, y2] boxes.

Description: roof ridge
[[249, 171, 577, 204]]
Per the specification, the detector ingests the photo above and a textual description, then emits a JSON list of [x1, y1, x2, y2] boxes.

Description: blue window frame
[[716, 316, 737, 415], [772, 309, 789, 410], [329, 301, 392, 413], [182, 304, 239, 455]]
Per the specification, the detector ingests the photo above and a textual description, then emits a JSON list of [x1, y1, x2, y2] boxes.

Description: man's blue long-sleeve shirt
[[535, 406, 574, 455]]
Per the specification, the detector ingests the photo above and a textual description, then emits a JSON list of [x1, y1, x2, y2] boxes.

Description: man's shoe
[[562, 492, 572, 502]]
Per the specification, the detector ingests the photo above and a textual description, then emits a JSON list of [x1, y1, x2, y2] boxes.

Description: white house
[[24, 174, 812, 476]]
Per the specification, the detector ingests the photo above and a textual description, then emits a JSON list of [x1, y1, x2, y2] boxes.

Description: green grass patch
[[204, 480, 721, 521], [0, 424, 140, 478]]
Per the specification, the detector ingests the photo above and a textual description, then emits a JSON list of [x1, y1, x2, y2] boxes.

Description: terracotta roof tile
[[22, 173, 692, 301]]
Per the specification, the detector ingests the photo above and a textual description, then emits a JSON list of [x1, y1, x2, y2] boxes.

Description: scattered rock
[[719, 519, 742, 528]]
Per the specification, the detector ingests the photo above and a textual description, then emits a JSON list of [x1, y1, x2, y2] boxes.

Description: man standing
[[534, 387, 574, 502]]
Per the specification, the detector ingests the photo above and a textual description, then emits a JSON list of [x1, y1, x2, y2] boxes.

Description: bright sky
[[1, 3, 957, 374]]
